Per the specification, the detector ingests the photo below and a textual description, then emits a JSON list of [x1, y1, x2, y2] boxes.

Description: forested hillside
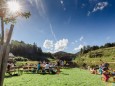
[[10, 40, 53, 61]]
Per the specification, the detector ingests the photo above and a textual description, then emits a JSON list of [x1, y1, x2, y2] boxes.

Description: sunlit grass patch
[[4, 68, 108, 86]]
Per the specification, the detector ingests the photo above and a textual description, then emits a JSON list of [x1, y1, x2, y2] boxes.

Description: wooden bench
[[6, 66, 23, 75], [23, 66, 37, 72]]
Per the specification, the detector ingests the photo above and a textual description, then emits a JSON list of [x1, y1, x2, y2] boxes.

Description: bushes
[[89, 52, 103, 58], [14, 56, 28, 61]]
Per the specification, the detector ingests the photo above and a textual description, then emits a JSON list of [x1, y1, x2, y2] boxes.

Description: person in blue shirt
[[99, 64, 103, 75], [37, 62, 40, 73]]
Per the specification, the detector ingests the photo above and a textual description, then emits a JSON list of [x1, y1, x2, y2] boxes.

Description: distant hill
[[53, 51, 76, 61], [75, 47, 115, 68], [80, 47, 115, 58]]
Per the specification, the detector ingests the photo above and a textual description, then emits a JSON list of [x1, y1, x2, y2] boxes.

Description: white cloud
[[54, 39, 68, 51], [92, 2, 108, 12], [80, 36, 84, 41], [43, 40, 53, 49], [87, 2, 108, 16], [60, 0, 63, 4], [43, 39, 69, 53], [74, 44, 84, 51]]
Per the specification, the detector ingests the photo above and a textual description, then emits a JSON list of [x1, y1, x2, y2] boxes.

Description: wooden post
[[0, 24, 14, 86]]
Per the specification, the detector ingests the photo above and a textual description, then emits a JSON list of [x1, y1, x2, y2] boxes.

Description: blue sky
[[4, 0, 115, 53]]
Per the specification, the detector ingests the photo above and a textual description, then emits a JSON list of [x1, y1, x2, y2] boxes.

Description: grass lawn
[[4, 68, 114, 86]]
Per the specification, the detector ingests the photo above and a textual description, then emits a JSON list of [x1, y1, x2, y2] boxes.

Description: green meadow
[[4, 68, 114, 86]]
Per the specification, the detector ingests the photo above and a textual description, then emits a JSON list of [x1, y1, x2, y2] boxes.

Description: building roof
[[9, 53, 14, 57]]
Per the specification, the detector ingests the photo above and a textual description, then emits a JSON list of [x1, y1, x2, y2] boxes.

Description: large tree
[[0, 0, 30, 86]]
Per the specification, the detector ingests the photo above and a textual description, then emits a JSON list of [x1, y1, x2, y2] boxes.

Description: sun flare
[[7, 0, 21, 13]]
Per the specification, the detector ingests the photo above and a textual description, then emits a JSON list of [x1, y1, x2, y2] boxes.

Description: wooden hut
[[8, 53, 14, 62]]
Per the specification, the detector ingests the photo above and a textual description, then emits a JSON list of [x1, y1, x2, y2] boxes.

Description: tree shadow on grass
[[62, 67, 72, 69], [61, 72, 69, 75], [5, 74, 20, 78]]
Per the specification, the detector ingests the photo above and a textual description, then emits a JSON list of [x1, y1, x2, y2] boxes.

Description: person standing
[[37, 62, 40, 73]]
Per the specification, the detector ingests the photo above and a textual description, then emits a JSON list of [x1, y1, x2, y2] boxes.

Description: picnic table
[[23, 66, 37, 72]]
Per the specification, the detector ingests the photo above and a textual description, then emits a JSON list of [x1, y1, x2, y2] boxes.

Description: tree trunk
[[0, 45, 10, 86], [0, 45, 4, 71], [1, 16, 4, 45], [0, 24, 14, 86]]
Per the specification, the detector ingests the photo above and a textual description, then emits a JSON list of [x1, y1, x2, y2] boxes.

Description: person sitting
[[112, 70, 115, 82], [7, 62, 12, 75], [98, 65, 103, 75], [49, 63, 56, 74], [41, 67, 46, 75], [90, 67, 97, 74], [60, 60, 64, 68], [32, 67, 36, 73], [102, 68, 110, 82]]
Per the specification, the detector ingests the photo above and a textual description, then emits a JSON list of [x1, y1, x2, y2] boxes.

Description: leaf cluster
[[4, 12, 31, 24]]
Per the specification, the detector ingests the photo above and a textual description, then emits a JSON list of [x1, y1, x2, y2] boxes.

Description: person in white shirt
[[45, 62, 50, 73], [45, 62, 50, 70]]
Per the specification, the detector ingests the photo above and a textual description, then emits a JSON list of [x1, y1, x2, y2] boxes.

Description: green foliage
[[53, 51, 76, 61], [82, 47, 115, 58], [75, 56, 115, 69], [88, 51, 103, 58], [21, 12, 31, 19], [14, 56, 28, 61], [4, 68, 107, 86], [4, 12, 31, 24], [79, 42, 115, 55], [10, 40, 53, 61], [4, 18, 16, 24]]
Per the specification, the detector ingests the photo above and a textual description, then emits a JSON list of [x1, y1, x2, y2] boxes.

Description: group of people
[[36, 61, 58, 74], [6, 59, 67, 75], [89, 63, 115, 82], [23, 60, 65, 74]]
